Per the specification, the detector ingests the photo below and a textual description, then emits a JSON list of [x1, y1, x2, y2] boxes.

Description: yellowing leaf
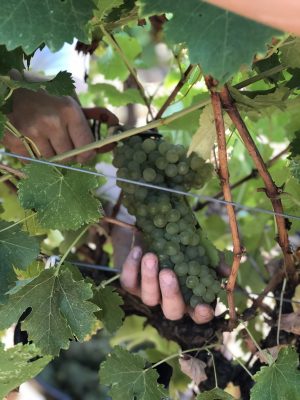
[[179, 355, 207, 385], [188, 104, 231, 160]]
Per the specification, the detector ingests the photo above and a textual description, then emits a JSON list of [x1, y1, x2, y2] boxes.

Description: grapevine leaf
[[197, 388, 234, 399], [94, 0, 124, 20], [0, 264, 99, 356], [0, 45, 24, 74], [93, 285, 124, 334], [188, 104, 231, 159], [100, 346, 168, 400], [0, 111, 7, 140], [289, 131, 300, 158], [43, 71, 76, 97], [289, 157, 300, 182], [0, 0, 94, 54], [250, 346, 300, 400], [0, 343, 52, 398], [280, 37, 300, 69], [0, 220, 39, 303], [18, 163, 102, 231], [90, 83, 143, 106], [139, 0, 279, 83]]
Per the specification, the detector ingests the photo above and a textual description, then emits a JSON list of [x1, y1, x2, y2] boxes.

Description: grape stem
[[206, 76, 244, 329], [219, 85, 295, 278], [155, 64, 198, 119], [103, 216, 137, 232]]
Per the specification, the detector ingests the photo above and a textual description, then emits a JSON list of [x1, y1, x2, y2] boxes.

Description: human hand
[[3, 89, 118, 162], [121, 247, 215, 324]]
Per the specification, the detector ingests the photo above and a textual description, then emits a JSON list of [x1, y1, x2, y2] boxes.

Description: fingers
[[159, 269, 186, 320], [140, 253, 160, 306], [120, 246, 142, 297], [189, 304, 215, 324], [64, 98, 96, 163]]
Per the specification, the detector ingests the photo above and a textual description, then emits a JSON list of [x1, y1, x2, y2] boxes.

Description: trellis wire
[[1, 150, 300, 222]]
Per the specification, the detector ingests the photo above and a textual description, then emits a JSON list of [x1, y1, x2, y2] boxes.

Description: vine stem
[[145, 344, 215, 372], [155, 64, 197, 119], [100, 25, 154, 119], [100, 273, 121, 287], [277, 277, 287, 346], [49, 97, 211, 162], [223, 345, 254, 379], [207, 349, 218, 388], [219, 85, 295, 277], [206, 76, 243, 328], [56, 225, 89, 272], [5, 121, 40, 159], [103, 216, 137, 232], [0, 163, 25, 179]]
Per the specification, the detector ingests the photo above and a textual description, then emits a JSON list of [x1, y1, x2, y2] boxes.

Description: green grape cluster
[[113, 135, 221, 307]]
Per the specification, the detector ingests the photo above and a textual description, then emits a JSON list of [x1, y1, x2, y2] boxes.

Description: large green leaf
[[18, 163, 102, 231], [0, 0, 94, 54], [0, 264, 99, 356], [139, 0, 279, 83], [280, 37, 300, 69], [0, 343, 52, 398], [93, 285, 124, 334], [0, 45, 24, 74], [197, 388, 234, 399], [100, 346, 167, 400], [0, 220, 39, 303], [250, 347, 300, 400]]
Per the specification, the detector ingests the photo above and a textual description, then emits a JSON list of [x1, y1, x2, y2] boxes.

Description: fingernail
[[131, 247, 142, 260], [161, 272, 175, 287], [145, 255, 157, 269]]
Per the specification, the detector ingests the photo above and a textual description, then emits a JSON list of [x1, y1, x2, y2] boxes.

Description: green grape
[[137, 205, 147, 217], [201, 274, 215, 287], [179, 219, 189, 232], [130, 170, 141, 180], [190, 295, 203, 308], [113, 154, 126, 168], [128, 136, 142, 146], [171, 252, 185, 263], [190, 235, 200, 246], [148, 151, 160, 163], [180, 231, 192, 246], [143, 168, 156, 182], [188, 261, 201, 275], [211, 281, 221, 294], [199, 265, 210, 277], [133, 150, 147, 164], [178, 162, 189, 175], [186, 275, 199, 289], [166, 222, 179, 235], [142, 138, 157, 153], [174, 263, 188, 276], [186, 246, 199, 260], [202, 290, 215, 303], [198, 246, 206, 256], [192, 283, 206, 296], [155, 157, 168, 170], [167, 209, 181, 222], [144, 223, 155, 233], [135, 187, 148, 200], [148, 203, 157, 215], [165, 241, 179, 256], [190, 155, 204, 171], [117, 167, 129, 178], [158, 141, 171, 154], [166, 149, 179, 163], [155, 174, 164, 184], [160, 202, 172, 213], [154, 214, 167, 228], [128, 160, 140, 171], [165, 164, 178, 178]]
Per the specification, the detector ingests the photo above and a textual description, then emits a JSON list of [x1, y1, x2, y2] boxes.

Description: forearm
[[205, 0, 300, 35]]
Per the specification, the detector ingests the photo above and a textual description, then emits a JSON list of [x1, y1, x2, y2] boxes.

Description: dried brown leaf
[[179, 355, 207, 385]]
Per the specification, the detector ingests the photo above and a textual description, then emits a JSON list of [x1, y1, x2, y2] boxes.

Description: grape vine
[[0, 1, 299, 399]]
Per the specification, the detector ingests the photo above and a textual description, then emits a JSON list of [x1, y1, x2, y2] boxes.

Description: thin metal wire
[[1, 150, 300, 222]]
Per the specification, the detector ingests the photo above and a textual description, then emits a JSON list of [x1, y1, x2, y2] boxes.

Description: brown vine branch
[[219, 85, 295, 277], [194, 145, 290, 211], [206, 77, 243, 327], [0, 163, 25, 179], [155, 64, 196, 119], [102, 216, 137, 232]]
